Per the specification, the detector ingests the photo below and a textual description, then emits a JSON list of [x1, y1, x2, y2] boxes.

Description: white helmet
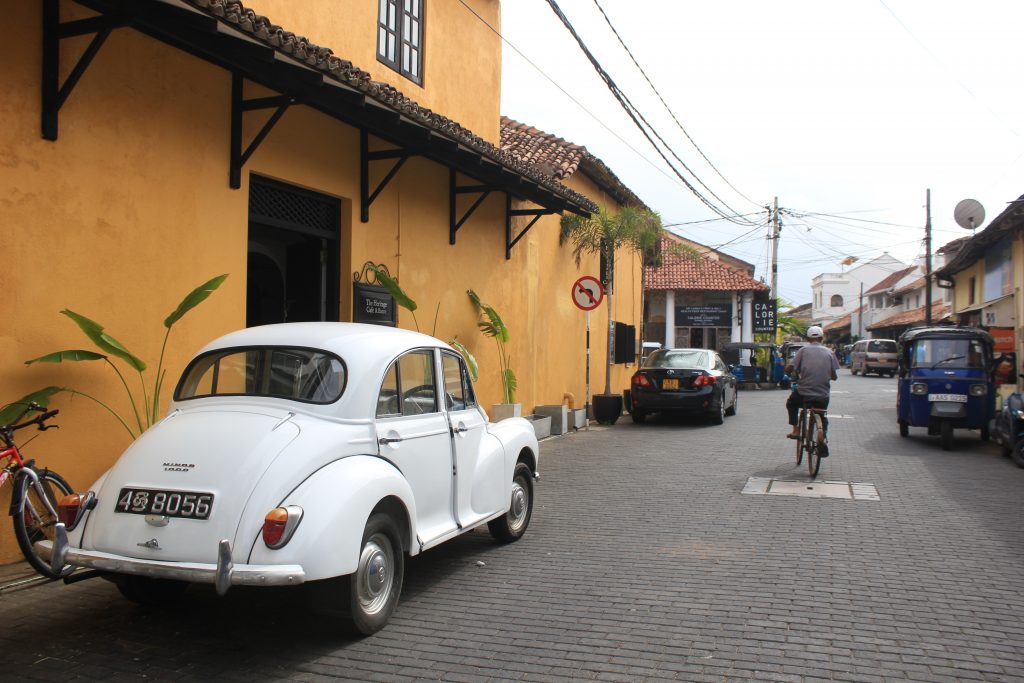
[[807, 325, 824, 339]]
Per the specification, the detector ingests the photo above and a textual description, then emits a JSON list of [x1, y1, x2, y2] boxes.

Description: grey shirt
[[794, 343, 840, 400]]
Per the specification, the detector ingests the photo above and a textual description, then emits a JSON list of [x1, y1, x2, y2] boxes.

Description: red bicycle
[[1, 402, 73, 578]]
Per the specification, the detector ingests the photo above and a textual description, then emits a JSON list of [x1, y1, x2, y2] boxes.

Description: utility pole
[[925, 188, 933, 326], [770, 196, 780, 299]]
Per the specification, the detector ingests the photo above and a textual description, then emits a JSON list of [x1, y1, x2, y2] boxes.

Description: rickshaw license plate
[[929, 394, 967, 403], [662, 379, 680, 390]]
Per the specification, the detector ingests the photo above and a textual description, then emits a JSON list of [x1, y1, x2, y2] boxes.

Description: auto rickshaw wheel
[[980, 424, 990, 441], [940, 421, 954, 451], [898, 420, 908, 438], [1011, 441, 1024, 469]]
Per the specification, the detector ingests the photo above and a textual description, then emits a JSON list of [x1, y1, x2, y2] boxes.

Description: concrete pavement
[[2, 372, 1022, 681]]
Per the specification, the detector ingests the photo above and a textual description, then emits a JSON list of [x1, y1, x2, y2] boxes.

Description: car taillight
[[58, 493, 82, 526], [632, 373, 652, 388], [693, 374, 717, 387], [262, 505, 303, 549]]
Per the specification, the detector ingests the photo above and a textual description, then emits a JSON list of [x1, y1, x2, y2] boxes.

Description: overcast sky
[[496, 0, 1024, 306]]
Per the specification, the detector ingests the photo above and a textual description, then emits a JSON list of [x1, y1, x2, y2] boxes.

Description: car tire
[[344, 513, 405, 636], [115, 576, 189, 606], [1011, 441, 1024, 468], [488, 462, 534, 543], [709, 397, 725, 425], [980, 424, 990, 441], [630, 410, 647, 424], [725, 390, 737, 416]]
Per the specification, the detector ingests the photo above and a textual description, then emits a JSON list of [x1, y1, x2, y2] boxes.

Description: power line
[[588, 0, 761, 209], [541, 0, 761, 226]]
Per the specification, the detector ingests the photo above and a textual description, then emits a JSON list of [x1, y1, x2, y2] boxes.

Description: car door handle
[[378, 436, 404, 445], [453, 425, 468, 434]]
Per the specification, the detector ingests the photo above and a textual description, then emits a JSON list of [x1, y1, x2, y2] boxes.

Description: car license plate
[[662, 378, 680, 390], [928, 394, 967, 403], [115, 487, 214, 520]]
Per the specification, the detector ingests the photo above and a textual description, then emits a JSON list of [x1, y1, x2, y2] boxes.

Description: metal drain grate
[[742, 477, 880, 500]]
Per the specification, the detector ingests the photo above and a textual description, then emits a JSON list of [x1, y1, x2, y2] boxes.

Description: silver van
[[850, 338, 899, 377]]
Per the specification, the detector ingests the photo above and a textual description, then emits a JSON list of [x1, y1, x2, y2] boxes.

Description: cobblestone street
[[3, 373, 1023, 682]]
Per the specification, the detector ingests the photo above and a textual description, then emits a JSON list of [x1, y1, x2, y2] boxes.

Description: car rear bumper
[[36, 529, 305, 594], [632, 387, 717, 412]]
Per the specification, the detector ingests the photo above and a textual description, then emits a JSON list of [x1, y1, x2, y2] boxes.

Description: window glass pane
[[388, 4, 396, 29], [411, 0, 420, 17], [411, 20, 419, 47], [402, 43, 410, 71], [403, 14, 410, 39], [411, 50, 419, 78], [399, 351, 437, 414], [378, 27, 387, 56], [177, 348, 344, 403], [404, 0, 411, 11], [377, 362, 400, 417], [442, 354, 466, 411], [387, 34, 395, 61]]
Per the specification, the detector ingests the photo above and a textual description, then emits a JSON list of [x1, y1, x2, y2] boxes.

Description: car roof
[[898, 326, 994, 344], [179, 323, 455, 420]]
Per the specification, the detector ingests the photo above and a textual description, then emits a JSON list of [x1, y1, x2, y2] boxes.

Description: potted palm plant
[[560, 207, 667, 425], [467, 290, 519, 421]]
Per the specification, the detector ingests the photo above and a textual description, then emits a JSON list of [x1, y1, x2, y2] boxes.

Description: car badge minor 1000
[[163, 462, 195, 472]]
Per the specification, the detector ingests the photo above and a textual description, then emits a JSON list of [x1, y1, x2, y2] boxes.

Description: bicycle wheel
[[795, 410, 805, 465], [807, 413, 823, 478], [13, 468, 73, 578]]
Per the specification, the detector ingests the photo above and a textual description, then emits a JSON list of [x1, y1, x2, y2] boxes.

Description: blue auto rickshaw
[[897, 326, 995, 450], [721, 342, 785, 385]]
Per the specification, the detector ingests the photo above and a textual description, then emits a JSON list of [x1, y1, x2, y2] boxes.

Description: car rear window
[[175, 347, 346, 404], [643, 350, 708, 369], [868, 340, 897, 353]]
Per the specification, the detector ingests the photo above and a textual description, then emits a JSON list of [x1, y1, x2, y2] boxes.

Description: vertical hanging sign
[[753, 291, 777, 335]]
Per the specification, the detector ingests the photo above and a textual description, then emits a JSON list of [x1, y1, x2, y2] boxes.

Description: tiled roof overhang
[[935, 194, 1024, 278], [645, 237, 769, 292], [64, 0, 596, 216], [500, 117, 645, 210], [865, 302, 950, 331]]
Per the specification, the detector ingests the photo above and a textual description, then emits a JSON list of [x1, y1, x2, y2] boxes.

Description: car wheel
[[1011, 441, 1024, 468], [488, 462, 534, 543], [345, 513, 404, 635], [899, 420, 909, 438], [115, 576, 189, 606], [709, 396, 725, 425], [630, 410, 647, 424], [725, 390, 737, 416]]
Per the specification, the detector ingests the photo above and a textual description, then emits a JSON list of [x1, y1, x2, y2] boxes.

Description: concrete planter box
[[534, 405, 569, 435], [571, 408, 587, 430], [524, 414, 552, 440], [490, 403, 522, 422]]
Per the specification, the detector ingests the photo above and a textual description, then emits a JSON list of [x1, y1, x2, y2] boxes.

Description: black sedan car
[[629, 348, 738, 425]]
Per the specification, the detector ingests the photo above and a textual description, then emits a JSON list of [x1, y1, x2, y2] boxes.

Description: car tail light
[[263, 505, 303, 549], [693, 374, 717, 387], [632, 373, 652, 388], [58, 494, 82, 526]]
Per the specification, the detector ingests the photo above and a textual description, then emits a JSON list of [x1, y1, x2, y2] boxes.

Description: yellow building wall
[[0, 1, 644, 564], [951, 262, 985, 313], [243, 0, 502, 144]]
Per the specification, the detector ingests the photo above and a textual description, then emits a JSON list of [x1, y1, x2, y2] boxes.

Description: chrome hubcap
[[508, 478, 529, 532], [356, 534, 393, 615]]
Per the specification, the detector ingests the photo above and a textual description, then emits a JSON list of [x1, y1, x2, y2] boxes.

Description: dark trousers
[[787, 391, 830, 432]]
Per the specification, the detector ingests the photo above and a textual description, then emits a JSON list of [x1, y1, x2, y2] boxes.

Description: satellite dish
[[954, 199, 985, 231]]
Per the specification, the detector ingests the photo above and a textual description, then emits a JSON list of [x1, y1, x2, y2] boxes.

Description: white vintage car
[[41, 323, 539, 634]]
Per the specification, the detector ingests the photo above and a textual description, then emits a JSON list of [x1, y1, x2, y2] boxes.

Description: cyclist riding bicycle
[[785, 326, 839, 454]]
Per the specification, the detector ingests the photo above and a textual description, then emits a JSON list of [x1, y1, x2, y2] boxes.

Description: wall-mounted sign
[[675, 304, 730, 327], [753, 292, 777, 335], [352, 261, 397, 327]]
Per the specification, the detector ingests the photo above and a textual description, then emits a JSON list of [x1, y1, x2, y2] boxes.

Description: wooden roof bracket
[[42, 0, 126, 140], [230, 73, 297, 189], [506, 194, 558, 260], [361, 129, 415, 222], [449, 169, 499, 245]]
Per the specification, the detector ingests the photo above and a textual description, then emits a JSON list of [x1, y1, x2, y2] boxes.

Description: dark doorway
[[247, 176, 341, 327]]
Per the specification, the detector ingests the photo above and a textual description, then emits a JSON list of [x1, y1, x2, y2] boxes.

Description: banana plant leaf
[[370, 265, 417, 312], [164, 273, 228, 328], [449, 339, 478, 381], [25, 349, 106, 365], [503, 368, 517, 404], [61, 309, 146, 372], [0, 386, 65, 427]]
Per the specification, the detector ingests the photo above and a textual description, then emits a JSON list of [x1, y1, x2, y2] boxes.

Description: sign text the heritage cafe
[[753, 291, 777, 335]]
